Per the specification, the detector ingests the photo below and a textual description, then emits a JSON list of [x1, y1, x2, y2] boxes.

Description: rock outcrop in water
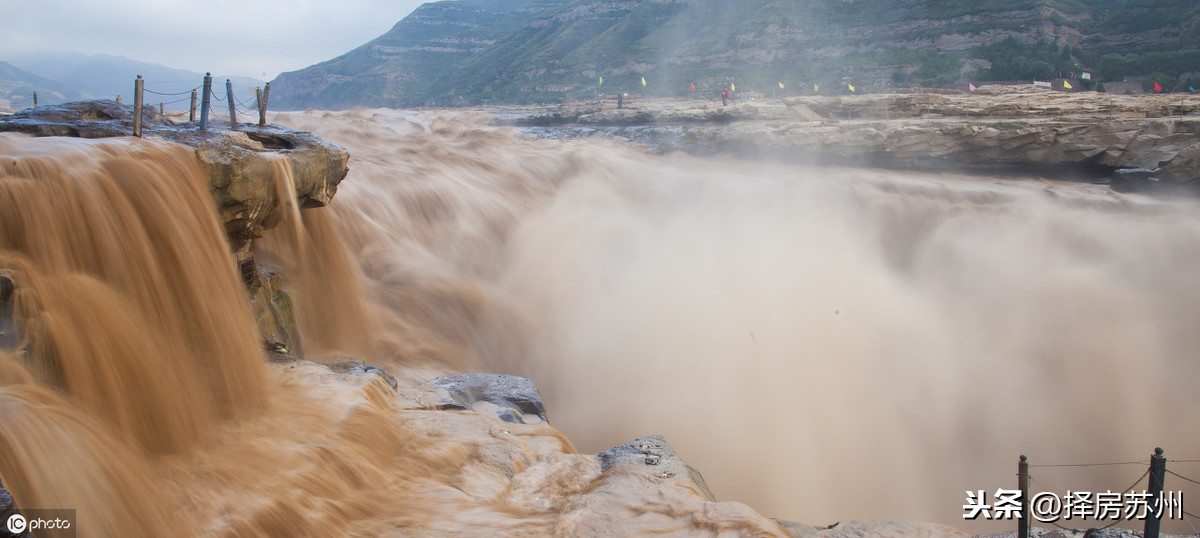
[[0, 100, 349, 255], [0, 100, 349, 359], [512, 85, 1200, 194]]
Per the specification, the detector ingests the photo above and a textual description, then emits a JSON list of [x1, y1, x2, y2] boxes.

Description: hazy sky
[[1, 0, 427, 80]]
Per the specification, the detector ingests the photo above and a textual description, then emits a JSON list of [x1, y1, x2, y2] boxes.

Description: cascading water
[[274, 109, 1200, 533], [1, 107, 1197, 536]]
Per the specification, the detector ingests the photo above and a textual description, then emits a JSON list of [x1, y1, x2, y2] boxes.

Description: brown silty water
[[2, 107, 1200, 535]]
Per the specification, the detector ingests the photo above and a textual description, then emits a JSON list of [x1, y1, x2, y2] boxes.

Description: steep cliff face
[[269, 0, 570, 109], [268, 0, 1197, 108]]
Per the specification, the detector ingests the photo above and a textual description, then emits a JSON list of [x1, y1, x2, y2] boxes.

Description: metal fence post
[[32, 91, 37, 107], [1145, 447, 1166, 538], [1018, 455, 1029, 538], [226, 79, 237, 129], [190, 89, 197, 122], [133, 75, 144, 138], [200, 73, 212, 130]]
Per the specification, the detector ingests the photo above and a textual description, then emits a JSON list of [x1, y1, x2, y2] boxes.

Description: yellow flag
[[779, 82, 784, 89], [1063, 80, 1073, 89], [848, 84, 855, 92], [641, 77, 646, 87], [731, 83, 736, 91]]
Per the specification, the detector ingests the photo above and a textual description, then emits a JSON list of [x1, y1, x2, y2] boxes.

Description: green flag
[[641, 77, 647, 87], [814, 83, 819, 92], [599, 76, 603, 85]]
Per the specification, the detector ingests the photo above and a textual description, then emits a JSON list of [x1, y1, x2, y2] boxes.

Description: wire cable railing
[[993, 450, 1199, 538]]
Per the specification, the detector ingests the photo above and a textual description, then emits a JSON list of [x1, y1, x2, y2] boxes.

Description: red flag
[[690, 82, 695, 92], [1154, 81, 1163, 92]]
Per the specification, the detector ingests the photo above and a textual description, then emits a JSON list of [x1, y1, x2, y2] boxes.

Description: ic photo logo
[[4, 511, 73, 535], [5, 514, 26, 534]]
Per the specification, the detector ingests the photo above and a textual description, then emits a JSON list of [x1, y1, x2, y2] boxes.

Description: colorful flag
[[814, 83, 819, 92], [969, 83, 976, 91], [641, 77, 647, 87], [1191, 86, 1196, 92], [779, 82, 785, 89], [731, 83, 736, 91], [848, 84, 855, 92], [598, 76, 603, 85], [1154, 81, 1163, 92], [690, 82, 695, 91], [1063, 80, 1072, 89]]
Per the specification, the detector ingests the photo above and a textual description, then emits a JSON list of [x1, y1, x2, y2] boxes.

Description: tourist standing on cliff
[[721, 87, 730, 106]]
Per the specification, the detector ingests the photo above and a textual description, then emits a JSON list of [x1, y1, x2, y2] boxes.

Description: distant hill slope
[[0, 61, 86, 108], [270, 0, 569, 109], [4, 52, 265, 110], [269, 0, 1200, 108]]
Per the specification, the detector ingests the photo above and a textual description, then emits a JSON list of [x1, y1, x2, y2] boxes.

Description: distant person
[[618, 93, 624, 109], [721, 87, 730, 106]]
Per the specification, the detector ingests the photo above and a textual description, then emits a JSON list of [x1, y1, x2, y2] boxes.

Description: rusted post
[[1145, 447, 1166, 538], [199, 73, 212, 130], [256, 87, 265, 126], [1018, 455, 1029, 538], [189, 89, 197, 122], [259, 82, 270, 126], [133, 75, 144, 138], [226, 79, 237, 129], [159, 102, 163, 116], [32, 91, 37, 107]]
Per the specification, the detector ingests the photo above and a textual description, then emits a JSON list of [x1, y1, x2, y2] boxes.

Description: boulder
[[598, 434, 717, 502], [428, 373, 548, 425], [247, 264, 302, 360]]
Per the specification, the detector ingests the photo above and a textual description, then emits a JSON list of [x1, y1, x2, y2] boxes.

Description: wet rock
[[429, 373, 547, 425], [0, 479, 30, 538], [0, 100, 350, 254], [0, 271, 16, 350], [322, 358, 398, 391], [598, 434, 716, 502], [345, 365, 399, 391], [248, 263, 302, 360]]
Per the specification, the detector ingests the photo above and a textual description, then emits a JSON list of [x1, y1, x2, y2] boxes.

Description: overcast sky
[[1, 0, 427, 80]]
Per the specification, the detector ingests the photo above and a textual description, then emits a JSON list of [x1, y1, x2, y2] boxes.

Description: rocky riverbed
[[502, 85, 1200, 194]]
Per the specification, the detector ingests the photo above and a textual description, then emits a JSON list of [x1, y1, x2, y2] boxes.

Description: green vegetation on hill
[[269, 0, 1200, 109]]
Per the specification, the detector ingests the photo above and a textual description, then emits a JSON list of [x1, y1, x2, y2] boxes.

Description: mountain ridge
[[1, 52, 265, 109]]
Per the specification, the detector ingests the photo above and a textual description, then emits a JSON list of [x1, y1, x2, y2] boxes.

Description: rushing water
[[2, 108, 1199, 535]]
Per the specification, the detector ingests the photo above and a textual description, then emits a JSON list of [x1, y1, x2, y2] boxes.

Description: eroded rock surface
[[511, 86, 1200, 193], [429, 373, 549, 425], [0, 100, 349, 254]]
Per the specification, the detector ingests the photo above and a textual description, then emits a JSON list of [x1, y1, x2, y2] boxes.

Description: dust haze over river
[[273, 109, 1200, 533], [1, 106, 1198, 535]]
